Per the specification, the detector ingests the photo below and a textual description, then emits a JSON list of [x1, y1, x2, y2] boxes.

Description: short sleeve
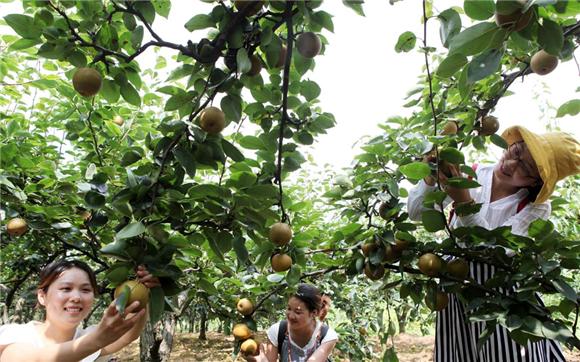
[[321, 326, 338, 344], [266, 322, 281, 347]]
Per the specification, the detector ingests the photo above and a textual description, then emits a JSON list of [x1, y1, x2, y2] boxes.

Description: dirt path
[[113, 332, 580, 361]]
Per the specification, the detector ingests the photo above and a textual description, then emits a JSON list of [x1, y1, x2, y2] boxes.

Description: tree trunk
[[397, 305, 411, 334], [139, 314, 176, 362], [198, 308, 207, 340]]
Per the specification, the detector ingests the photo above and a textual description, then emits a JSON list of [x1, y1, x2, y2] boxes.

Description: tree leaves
[[449, 22, 505, 56], [116, 222, 146, 240], [395, 31, 417, 53], [556, 99, 580, 117], [4, 14, 42, 39], [463, 0, 494, 20], [399, 162, 430, 180], [421, 210, 446, 232], [184, 14, 215, 32]]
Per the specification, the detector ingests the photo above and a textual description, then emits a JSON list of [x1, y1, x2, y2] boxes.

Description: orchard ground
[[112, 331, 580, 362]]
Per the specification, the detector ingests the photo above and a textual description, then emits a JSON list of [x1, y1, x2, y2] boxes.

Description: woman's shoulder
[[320, 323, 338, 343], [0, 321, 40, 345], [266, 321, 282, 346]]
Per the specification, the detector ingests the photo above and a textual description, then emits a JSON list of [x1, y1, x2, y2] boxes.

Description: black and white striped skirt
[[435, 261, 567, 362]]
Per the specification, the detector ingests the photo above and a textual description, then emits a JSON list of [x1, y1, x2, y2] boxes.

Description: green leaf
[[173, 144, 197, 178], [148, 286, 165, 325], [556, 99, 580, 117], [490, 134, 508, 149], [221, 94, 242, 123], [131, 25, 144, 49], [239, 135, 265, 150], [421, 210, 446, 232], [300, 80, 321, 101], [120, 150, 142, 166], [114, 285, 130, 314], [236, 48, 251, 74], [9, 38, 42, 50], [399, 162, 431, 180], [439, 148, 465, 164], [85, 191, 105, 209], [4, 14, 41, 39], [221, 139, 245, 162], [311, 10, 334, 32], [342, 0, 365, 16], [437, 8, 462, 48], [538, 19, 563, 56], [184, 14, 215, 32], [116, 222, 146, 240], [449, 22, 504, 56], [467, 48, 503, 83], [120, 82, 141, 106], [552, 279, 578, 303], [152, 0, 171, 18], [101, 79, 120, 103], [395, 31, 417, 53], [232, 236, 249, 265], [464, 0, 494, 20], [165, 92, 194, 111], [134, 1, 155, 25], [436, 53, 468, 78]]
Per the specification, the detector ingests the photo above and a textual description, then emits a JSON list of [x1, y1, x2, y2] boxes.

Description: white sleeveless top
[[0, 321, 109, 362]]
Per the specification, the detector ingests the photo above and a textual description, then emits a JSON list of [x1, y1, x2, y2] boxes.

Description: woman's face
[[38, 267, 95, 329], [286, 297, 317, 330], [495, 142, 542, 188]]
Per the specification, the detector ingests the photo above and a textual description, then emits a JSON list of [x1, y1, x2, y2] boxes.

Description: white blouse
[[407, 164, 550, 236]]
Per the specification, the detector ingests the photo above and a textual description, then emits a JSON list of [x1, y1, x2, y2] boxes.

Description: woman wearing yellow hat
[[408, 126, 580, 362]]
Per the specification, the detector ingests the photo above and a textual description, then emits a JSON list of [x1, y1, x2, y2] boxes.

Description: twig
[[274, 1, 294, 223], [84, 98, 104, 167]]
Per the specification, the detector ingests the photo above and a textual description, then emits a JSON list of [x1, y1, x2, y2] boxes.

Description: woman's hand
[[93, 300, 145, 348], [135, 265, 161, 289], [437, 162, 472, 203]]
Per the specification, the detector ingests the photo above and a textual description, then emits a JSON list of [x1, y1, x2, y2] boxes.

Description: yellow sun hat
[[501, 126, 580, 204]]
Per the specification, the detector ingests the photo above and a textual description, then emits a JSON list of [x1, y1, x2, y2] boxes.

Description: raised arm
[[100, 265, 161, 356]]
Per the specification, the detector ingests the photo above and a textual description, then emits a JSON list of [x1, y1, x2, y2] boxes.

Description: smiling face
[[37, 267, 95, 329], [286, 296, 317, 330], [494, 141, 542, 189]]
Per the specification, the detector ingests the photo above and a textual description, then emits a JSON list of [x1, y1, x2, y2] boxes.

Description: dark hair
[[292, 284, 321, 312], [526, 182, 543, 203], [38, 259, 98, 295]]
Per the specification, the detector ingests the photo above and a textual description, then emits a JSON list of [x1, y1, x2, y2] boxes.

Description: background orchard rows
[[1, 0, 579, 360]]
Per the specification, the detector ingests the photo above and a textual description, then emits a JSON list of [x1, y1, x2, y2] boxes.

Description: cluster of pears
[[416, 253, 470, 311], [114, 279, 150, 312], [439, 116, 499, 138], [233, 298, 260, 356], [361, 237, 410, 281], [492, 1, 559, 76], [269, 222, 293, 272]]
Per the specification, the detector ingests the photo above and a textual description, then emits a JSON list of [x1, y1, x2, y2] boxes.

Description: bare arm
[[307, 340, 337, 362], [0, 302, 144, 362]]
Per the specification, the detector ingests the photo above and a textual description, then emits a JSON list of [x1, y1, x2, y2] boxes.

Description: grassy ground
[[112, 332, 580, 361]]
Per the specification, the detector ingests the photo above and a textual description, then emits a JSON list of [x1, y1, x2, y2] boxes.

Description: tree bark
[[139, 314, 176, 362], [198, 308, 207, 340]]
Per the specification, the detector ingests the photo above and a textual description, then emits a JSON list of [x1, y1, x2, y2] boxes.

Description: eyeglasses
[[505, 142, 540, 181]]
